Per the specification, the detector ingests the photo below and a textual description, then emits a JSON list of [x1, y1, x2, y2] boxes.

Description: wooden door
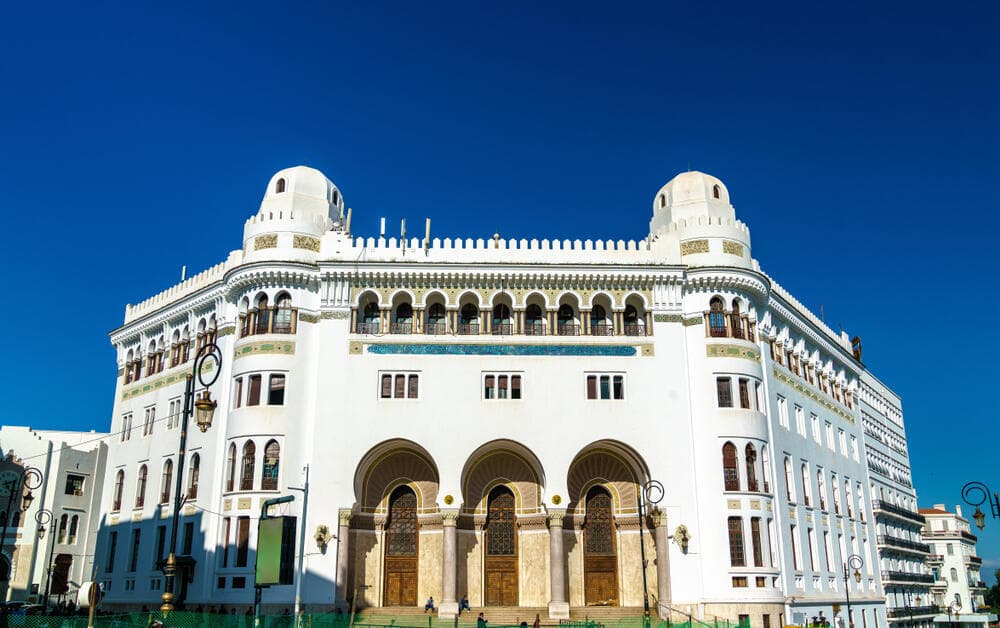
[[384, 487, 419, 606], [583, 487, 618, 605], [484, 487, 518, 606]]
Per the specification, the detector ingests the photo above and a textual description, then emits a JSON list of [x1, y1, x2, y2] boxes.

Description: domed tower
[[649, 171, 752, 269], [242, 166, 346, 263]]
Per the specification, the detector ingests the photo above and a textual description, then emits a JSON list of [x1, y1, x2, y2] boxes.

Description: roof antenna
[[181, 265, 187, 281], [820, 304, 825, 322]]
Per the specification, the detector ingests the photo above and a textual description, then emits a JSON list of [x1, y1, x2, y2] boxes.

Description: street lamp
[[34, 509, 57, 609], [0, 464, 43, 628], [960, 482, 998, 531], [160, 341, 223, 613], [842, 554, 863, 628], [637, 479, 664, 628]]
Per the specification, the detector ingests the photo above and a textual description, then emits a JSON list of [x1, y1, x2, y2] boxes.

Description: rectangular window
[[728, 517, 746, 567], [233, 378, 243, 409], [777, 396, 789, 428], [380, 372, 419, 399], [767, 518, 776, 567], [232, 576, 246, 589], [120, 413, 132, 442], [129, 529, 141, 572], [756, 577, 766, 588], [498, 375, 508, 399], [65, 474, 85, 496], [751, 517, 763, 567], [851, 436, 859, 462], [738, 379, 751, 409], [811, 414, 821, 444], [511, 375, 521, 399], [221, 517, 231, 568], [107, 530, 118, 572], [717, 378, 733, 407], [217, 577, 226, 590], [268, 375, 285, 405], [485, 375, 495, 399], [826, 422, 835, 450], [182, 522, 194, 555], [587, 373, 624, 400], [143, 406, 155, 436], [248, 375, 262, 406], [824, 531, 833, 571], [807, 528, 818, 571], [732, 577, 748, 588], [795, 405, 806, 436], [790, 524, 800, 570], [484, 373, 522, 400], [236, 517, 250, 567], [155, 526, 165, 568], [839, 429, 848, 456]]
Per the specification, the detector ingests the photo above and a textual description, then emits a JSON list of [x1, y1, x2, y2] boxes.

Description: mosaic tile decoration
[[706, 343, 761, 361], [234, 341, 296, 359], [366, 343, 638, 357]]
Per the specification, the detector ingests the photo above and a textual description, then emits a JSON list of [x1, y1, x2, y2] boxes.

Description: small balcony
[[557, 322, 581, 336], [877, 535, 931, 554], [390, 321, 413, 335], [425, 322, 448, 335], [624, 323, 647, 336], [491, 323, 513, 336], [881, 571, 934, 584], [965, 555, 983, 566], [356, 322, 380, 335], [458, 322, 479, 336], [524, 321, 546, 336], [872, 500, 926, 524], [591, 323, 614, 336], [887, 606, 940, 619], [926, 554, 943, 564]]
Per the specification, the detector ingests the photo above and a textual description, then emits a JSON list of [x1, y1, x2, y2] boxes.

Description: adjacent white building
[[0, 426, 108, 605], [920, 505, 989, 627], [95, 166, 916, 626]]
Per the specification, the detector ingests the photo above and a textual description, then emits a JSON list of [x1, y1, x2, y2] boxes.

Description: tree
[[984, 569, 1000, 614]]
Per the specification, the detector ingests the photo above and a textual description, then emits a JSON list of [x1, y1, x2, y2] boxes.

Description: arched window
[[240, 441, 256, 491], [745, 444, 758, 492], [393, 303, 413, 334], [584, 486, 615, 555], [135, 465, 148, 508], [226, 444, 237, 492], [58, 515, 68, 544], [385, 486, 418, 557], [68, 515, 79, 544], [761, 446, 771, 493], [276, 178, 286, 194], [731, 299, 744, 339], [254, 294, 271, 334], [426, 303, 446, 334], [784, 457, 795, 502], [624, 304, 644, 336], [160, 459, 173, 504], [361, 302, 380, 334], [659, 193, 666, 208], [727, 516, 745, 567], [188, 454, 200, 499], [801, 464, 811, 506], [262, 440, 280, 490], [709, 297, 727, 337], [525, 304, 545, 336], [486, 486, 516, 557], [713, 184, 721, 199], [591, 304, 610, 336], [332, 189, 339, 205], [723, 442, 740, 491], [459, 304, 479, 335], [274, 293, 295, 334], [557, 304, 578, 336], [950, 567, 958, 582], [818, 471, 827, 510], [492, 304, 512, 335], [113, 470, 124, 511]]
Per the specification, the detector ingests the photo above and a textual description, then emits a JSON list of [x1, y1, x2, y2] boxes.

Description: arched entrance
[[384, 486, 419, 606], [583, 487, 618, 605], [485, 486, 518, 606]]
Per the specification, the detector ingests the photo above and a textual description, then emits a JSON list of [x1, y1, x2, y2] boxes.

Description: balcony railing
[[557, 322, 581, 336], [591, 323, 614, 336], [966, 555, 983, 565], [425, 322, 448, 335], [390, 322, 413, 335], [240, 307, 298, 337], [872, 500, 926, 524], [524, 321, 546, 336], [926, 554, 943, 563], [624, 323, 647, 336], [458, 322, 479, 335], [491, 323, 513, 336], [877, 535, 931, 553], [881, 571, 935, 584], [356, 322, 380, 335], [887, 606, 940, 619], [971, 580, 987, 589]]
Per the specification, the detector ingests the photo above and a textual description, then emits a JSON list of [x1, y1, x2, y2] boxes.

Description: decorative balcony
[[557, 322, 581, 336], [872, 500, 926, 524], [424, 322, 448, 335], [458, 322, 480, 336], [926, 554, 943, 564], [524, 322, 546, 336], [624, 323, 647, 336], [877, 535, 931, 554], [356, 322, 380, 335], [491, 323, 514, 335], [965, 555, 983, 566], [591, 323, 614, 336], [390, 322, 413, 335], [881, 571, 934, 584], [887, 606, 940, 619]]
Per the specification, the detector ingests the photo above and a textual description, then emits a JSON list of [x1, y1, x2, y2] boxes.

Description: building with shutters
[[94, 165, 919, 627]]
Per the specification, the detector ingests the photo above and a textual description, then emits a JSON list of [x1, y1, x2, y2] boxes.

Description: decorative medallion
[[551, 494, 562, 505], [727, 499, 741, 510], [349, 341, 363, 355], [443, 494, 454, 505]]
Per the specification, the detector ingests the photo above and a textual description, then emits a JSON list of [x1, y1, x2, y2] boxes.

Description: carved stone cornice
[[683, 267, 769, 302], [516, 514, 548, 531], [225, 262, 321, 296]]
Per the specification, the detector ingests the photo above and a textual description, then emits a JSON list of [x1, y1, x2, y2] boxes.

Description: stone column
[[547, 509, 569, 619], [439, 510, 460, 617], [651, 510, 671, 619], [335, 509, 353, 608]]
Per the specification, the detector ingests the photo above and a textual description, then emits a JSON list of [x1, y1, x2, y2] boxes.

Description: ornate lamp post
[[637, 479, 664, 628], [842, 554, 863, 628], [0, 465, 43, 628], [960, 482, 998, 531], [160, 341, 222, 612], [33, 509, 56, 609]]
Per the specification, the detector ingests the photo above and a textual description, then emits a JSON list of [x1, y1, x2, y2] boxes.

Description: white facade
[[95, 166, 912, 626], [0, 426, 108, 605], [920, 505, 989, 627]]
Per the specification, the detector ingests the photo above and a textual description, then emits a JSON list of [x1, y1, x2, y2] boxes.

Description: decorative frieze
[[680, 239, 710, 255], [366, 343, 639, 357], [254, 234, 278, 250], [722, 240, 744, 256], [772, 367, 856, 423], [293, 235, 321, 252], [706, 344, 761, 362], [234, 340, 295, 359]]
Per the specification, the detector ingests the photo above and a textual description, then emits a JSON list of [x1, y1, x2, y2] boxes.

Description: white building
[[0, 426, 108, 605], [860, 373, 934, 627], [96, 166, 907, 626], [920, 505, 989, 627]]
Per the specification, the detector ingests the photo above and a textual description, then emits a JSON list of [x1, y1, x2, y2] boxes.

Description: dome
[[258, 165, 345, 225], [652, 171, 729, 211]]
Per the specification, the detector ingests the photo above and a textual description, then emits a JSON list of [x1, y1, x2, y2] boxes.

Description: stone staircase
[[353, 606, 647, 627], [568, 607, 646, 621]]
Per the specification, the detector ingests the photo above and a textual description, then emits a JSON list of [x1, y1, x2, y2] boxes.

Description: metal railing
[[881, 570, 934, 584], [591, 323, 614, 336], [872, 500, 926, 523], [877, 534, 931, 553]]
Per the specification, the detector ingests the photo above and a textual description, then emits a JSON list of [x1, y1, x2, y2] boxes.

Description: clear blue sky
[[1, 1, 998, 581]]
